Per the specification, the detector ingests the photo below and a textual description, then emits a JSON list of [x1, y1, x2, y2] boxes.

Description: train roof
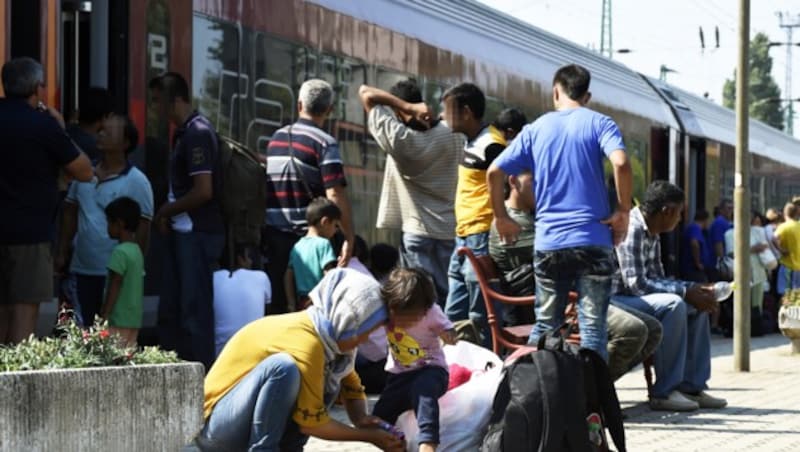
[[647, 76, 800, 168], [309, 0, 679, 129]]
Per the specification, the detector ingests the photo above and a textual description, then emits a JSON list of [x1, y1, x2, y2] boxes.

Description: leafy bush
[[0, 319, 179, 372]]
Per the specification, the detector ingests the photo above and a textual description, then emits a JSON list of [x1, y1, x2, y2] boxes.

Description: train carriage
[[648, 77, 800, 216], [2, 0, 799, 334]]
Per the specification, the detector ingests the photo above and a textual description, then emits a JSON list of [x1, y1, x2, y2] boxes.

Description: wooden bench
[[458, 246, 654, 396]]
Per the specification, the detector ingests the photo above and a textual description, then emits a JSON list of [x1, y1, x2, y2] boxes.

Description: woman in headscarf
[[195, 268, 405, 451]]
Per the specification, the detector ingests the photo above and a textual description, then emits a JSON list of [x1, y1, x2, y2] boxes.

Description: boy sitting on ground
[[99, 197, 145, 347], [373, 267, 458, 452], [284, 198, 341, 311]]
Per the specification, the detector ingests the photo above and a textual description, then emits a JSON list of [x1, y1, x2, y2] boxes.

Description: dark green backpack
[[216, 135, 266, 251]]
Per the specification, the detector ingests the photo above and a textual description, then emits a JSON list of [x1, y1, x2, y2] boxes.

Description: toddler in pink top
[[373, 268, 457, 452]]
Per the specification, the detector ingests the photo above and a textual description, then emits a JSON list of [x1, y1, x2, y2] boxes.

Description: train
[[3, 0, 799, 331]]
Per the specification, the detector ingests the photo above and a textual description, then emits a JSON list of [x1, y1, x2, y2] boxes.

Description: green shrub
[[0, 319, 179, 372]]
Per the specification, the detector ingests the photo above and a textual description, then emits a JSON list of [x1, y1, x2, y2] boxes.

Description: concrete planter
[[0, 362, 204, 452], [779, 305, 800, 354]]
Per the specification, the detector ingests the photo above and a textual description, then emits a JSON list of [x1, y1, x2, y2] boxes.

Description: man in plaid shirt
[[612, 181, 727, 412]]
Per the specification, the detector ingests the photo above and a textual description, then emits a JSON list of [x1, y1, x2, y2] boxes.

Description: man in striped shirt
[[359, 80, 465, 306], [264, 79, 355, 314], [442, 83, 508, 345]]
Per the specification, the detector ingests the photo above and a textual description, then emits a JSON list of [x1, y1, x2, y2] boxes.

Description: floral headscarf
[[306, 268, 387, 405]]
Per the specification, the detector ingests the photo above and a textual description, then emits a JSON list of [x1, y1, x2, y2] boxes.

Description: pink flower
[[99, 330, 110, 339]]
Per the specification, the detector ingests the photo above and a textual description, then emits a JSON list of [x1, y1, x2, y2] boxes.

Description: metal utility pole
[[734, 0, 751, 372], [600, 0, 613, 58], [777, 12, 800, 135]]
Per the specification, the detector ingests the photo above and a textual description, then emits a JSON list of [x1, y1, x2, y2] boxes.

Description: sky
[[477, 0, 800, 138]]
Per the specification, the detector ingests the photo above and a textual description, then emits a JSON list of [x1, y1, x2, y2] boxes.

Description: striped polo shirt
[[454, 125, 506, 237], [265, 118, 347, 234]]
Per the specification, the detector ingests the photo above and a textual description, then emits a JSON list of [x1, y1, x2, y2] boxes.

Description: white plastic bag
[[753, 226, 779, 271], [396, 342, 503, 451]]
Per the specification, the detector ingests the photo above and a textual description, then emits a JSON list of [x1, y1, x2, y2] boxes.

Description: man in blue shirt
[[57, 115, 153, 325], [0, 57, 93, 343], [681, 209, 712, 282], [709, 199, 733, 278], [488, 64, 632, 358], [150, 72, 224, 370]]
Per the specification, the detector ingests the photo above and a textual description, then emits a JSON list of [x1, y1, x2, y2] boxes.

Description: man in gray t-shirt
[[359, 80, 464, 306]]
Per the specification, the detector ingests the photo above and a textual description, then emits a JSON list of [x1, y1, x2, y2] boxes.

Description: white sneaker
[[649, 390, 700, 411], [682, 390, 728, 409]]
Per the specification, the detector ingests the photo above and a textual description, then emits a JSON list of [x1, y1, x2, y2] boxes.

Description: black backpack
[[215, 135, 266, 260], [482, 325, 626, 452]]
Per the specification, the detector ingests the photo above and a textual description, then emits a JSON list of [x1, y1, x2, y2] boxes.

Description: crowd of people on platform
[[4, 54, 800, 451], [681, 197, 800, 338]]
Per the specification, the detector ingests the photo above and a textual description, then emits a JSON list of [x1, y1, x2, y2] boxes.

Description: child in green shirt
[[100, 197, 145, 347], [285, 198, 341, 311]]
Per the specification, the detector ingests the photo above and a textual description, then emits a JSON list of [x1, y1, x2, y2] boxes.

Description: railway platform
[[307, 334, 800, 451]]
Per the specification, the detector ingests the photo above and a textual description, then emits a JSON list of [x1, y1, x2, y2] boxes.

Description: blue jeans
[[529, 246, 614, 360], [400, 233, 454, 307], [158, 230, 224, 371], [372, 366, 449, 445], [611, 293, 710, 398], [197, 353, 307, 451], [444, 232, 489, 340]]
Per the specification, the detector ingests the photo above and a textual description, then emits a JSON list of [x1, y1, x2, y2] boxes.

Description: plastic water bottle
[[713, 281, 734, 301], [377, 420, 405, 441]]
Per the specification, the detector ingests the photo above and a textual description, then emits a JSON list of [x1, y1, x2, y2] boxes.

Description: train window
[[301, 52, 363, 127], [192, 16, 240, 138], [244, 32, 300, 153], [423, 80, 447, 116], [625, 136, 650, 202], [521, 106, 541, 123], [484, 97, 506, 124], [602, 134, 649, 206], [376, 67, 413, 92], [337, 57, 366, 127]]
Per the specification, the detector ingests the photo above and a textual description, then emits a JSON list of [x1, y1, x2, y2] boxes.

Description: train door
[[61, 0, 129, 118], [6, 0, 60, 105], [687, 138, 707, 219], [651, 126, 684, 276], [9, 1, 40, 61], [650, 127, 670, 181]]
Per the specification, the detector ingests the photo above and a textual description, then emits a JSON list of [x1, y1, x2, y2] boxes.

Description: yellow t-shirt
[[776, 220, 800, 271], [454, 125, 507, 237], [203, 312, 365, 427]]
